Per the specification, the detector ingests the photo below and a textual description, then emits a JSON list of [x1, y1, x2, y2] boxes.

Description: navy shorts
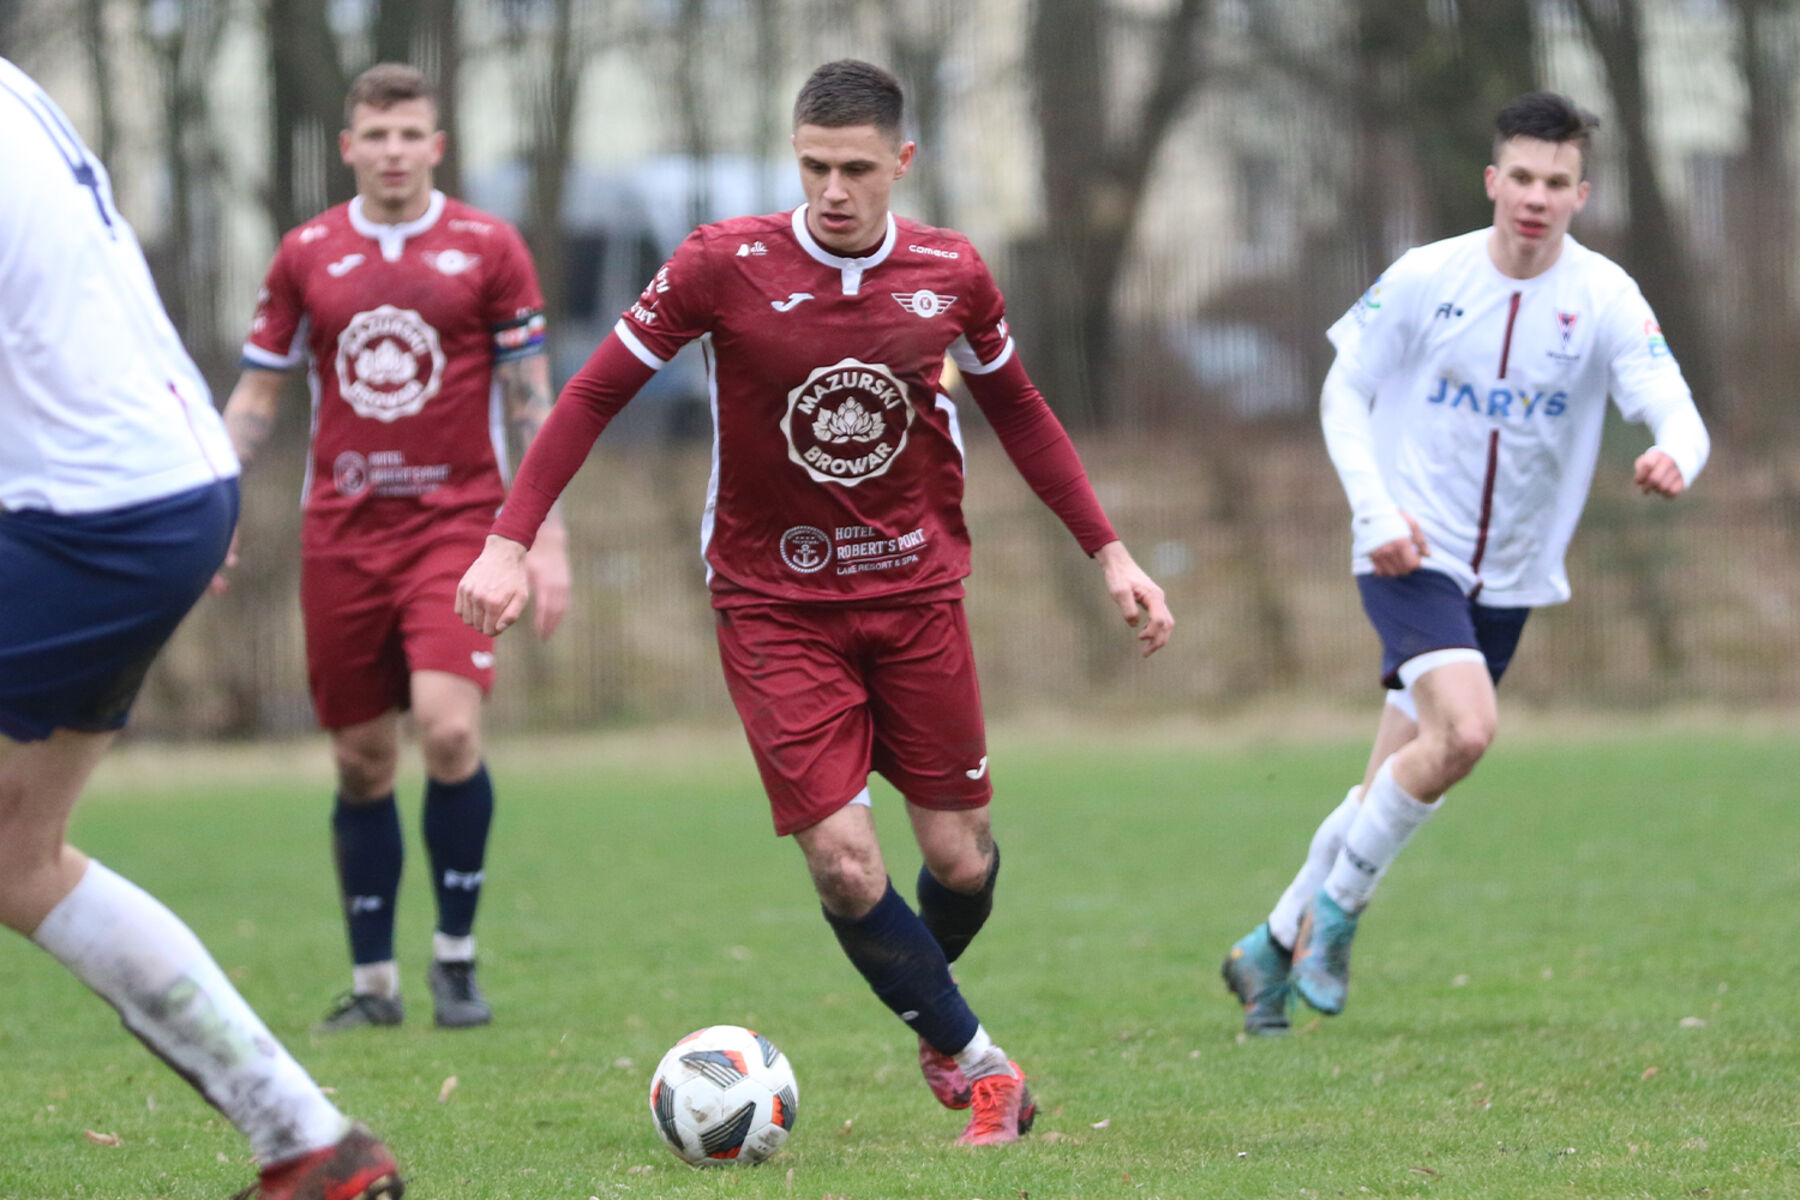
[[0, 478, 238, 742], [1356, 569, 1530, 690]]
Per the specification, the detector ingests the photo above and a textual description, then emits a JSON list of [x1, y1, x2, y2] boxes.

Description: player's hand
[[456, 535, 532, 636], [525, 523, 572, 639], [207, 527, 242, 596], [1634, 449, 1685, 498], [1369, 511, 1427, 576], [1094, 541, 1174, 657]]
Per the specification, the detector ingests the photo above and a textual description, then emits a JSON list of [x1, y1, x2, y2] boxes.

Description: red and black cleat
[[232, 1125, 403, 1200]]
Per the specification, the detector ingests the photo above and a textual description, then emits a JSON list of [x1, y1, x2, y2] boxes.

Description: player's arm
[[1604, 298, 1710, 500], [960, 354, 1173, 656], [458, 334, 656, 636], [221, 367, 286, 468], [1319, 359, 1426, 574], [495, 350, 571, 638], [208, 367, 288, 594]]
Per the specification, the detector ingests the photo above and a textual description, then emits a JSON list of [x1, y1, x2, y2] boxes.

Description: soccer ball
[[648, 1025, 798, 1166]]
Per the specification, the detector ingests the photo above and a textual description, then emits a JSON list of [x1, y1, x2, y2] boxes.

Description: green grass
[[1, 726, 1795, 1199]]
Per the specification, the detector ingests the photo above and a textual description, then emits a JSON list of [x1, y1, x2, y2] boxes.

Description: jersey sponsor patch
[[779, 525, 831, 573], [892, 290, 956, 318], [334, 304, 446, 422], [781, 358, 914, 486]]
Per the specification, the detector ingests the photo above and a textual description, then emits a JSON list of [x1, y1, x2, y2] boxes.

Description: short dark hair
[[345, 63, 437, 127], [792, 60, 904, 143], [1493, 92, 1599, 172]]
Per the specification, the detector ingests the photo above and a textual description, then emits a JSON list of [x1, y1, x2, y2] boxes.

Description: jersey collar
[[349, 189, 446, 261], [790, 205, 896, 296]]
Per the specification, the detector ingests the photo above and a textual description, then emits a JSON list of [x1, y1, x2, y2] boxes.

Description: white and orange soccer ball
[[648, 1025, 798, 1166]]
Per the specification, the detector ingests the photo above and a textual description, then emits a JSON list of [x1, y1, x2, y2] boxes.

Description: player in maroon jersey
[[218, 64, 570, 1033], [457, 59, 1172, 1145]]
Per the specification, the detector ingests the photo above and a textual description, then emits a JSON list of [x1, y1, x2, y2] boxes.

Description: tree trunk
[[1570, 0, 1716, 400]]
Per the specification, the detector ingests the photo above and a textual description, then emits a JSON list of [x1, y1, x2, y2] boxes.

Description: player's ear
[[895, 141, 916, 179], [429, 129, 446, 167], [338, 128, 354, 164]]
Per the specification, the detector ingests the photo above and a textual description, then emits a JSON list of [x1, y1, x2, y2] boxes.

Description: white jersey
[[0, 58, 236, 514], [1325, 228, 1707, 607]]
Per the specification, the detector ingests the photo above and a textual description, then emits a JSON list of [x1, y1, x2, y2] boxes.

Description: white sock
[[1322, 759, 1437, 914], [31, 860, 347, 1165], [1268, 786, 1362, 949], [433, 932, 475, 963], [352, 960, 400, 999], [952, 1025, 1009, 1082]]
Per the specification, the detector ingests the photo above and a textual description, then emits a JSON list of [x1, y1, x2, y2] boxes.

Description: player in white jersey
[[1221, 92, 1709, 1033], [0, 59, 401, 1200]]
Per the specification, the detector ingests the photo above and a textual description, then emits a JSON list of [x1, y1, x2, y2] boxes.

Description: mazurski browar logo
[[781, 357, 913, 487], [334, 304, 445, 422]]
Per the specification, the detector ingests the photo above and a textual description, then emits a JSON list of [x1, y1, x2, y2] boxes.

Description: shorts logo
[[893, 290, 956, 318], [471, 650, 496, 669], [333, 451, 369, 497], [965, 755, 989, 781], [782, 357, 913, 486], [779, 526, 831, 573], [335, 305, 445, 422]]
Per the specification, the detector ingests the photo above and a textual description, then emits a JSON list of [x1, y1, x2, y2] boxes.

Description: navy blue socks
[[824, 880, 979, 1055], [916, 844, 999, 965], [423, 763, 494, 940], [331, 793, 402, 965]]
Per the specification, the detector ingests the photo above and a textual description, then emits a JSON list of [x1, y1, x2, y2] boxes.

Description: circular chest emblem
[[333, 451, 369, 497], [335, 304, 446, 422], [781, 357, 913, 487], [779, 525, 831, 573]]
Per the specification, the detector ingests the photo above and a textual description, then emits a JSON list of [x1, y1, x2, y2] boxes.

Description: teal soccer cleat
[[1220, 923, 1293, 1035], [1290, 890, 1359, 1015]]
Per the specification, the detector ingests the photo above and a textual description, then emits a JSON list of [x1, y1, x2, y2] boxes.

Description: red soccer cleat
[[918, 1037, 973, 1109], [233, 1125, 404, 1200], [954, 1060, 1037, 1146]]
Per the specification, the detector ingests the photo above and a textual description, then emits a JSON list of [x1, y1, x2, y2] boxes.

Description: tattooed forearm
[[224, 408, 274, 465], [497, 352, 565, 531], [221, 370, 285, 467], [499, 352, 553, 456]]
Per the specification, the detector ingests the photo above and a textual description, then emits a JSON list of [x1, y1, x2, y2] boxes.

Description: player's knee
[[333, 740, 397, 800], [807, 849, 886, 917], [419, 720, 479, 780], [921, 844, 993, 895], [1439, 714, 1496, 778]]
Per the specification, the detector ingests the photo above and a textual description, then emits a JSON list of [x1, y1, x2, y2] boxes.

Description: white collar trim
[[350, 190, 446, 261], [791, 205, 895, 295]]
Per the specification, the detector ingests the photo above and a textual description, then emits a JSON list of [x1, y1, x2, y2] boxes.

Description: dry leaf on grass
[[1090, 1118, 1110, 1129], [1409, 1166, 1439, 1177], [626, 1164, 654, 1175], [437, 1075, 459, 1102], [1642, 1066, 1660, 1079], [83, 1130, 121, 1146], [1679, 1017, 1707, 1028]]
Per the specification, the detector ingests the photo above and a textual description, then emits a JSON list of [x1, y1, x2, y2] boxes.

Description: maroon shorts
[[300, 532, 494, 730], [715, 599, 993, 836]]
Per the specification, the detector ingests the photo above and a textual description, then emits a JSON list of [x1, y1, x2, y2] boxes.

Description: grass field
[[1, 721, 1795, 1199]]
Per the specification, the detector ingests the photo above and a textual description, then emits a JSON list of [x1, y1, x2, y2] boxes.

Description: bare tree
[[884, 5, 958, 228], [266, 0, 350, 235], [1020, 0, 1210, 427], [1724, 0, 1798, 439], [1566, 0, 1715, 398]]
